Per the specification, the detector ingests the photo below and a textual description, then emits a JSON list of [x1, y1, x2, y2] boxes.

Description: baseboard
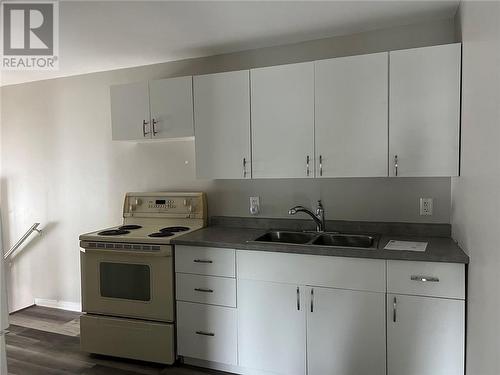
[[34, 298, 82, 312], [9, 304, 36, 314]]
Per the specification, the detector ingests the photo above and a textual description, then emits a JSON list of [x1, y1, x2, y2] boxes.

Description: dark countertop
[[171, 226, 469, 264]]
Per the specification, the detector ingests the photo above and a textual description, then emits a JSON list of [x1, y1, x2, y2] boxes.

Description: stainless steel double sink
[[250, 230, 379, 249]]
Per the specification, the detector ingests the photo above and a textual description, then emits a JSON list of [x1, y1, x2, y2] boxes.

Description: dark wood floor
[[5, 306, 229, 375]]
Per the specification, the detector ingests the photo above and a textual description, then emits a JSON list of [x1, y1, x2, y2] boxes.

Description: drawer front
[[176, 273, 236, 307], [237, 250, 386, 292], [175, 245, 235, 277], [387, 260, 465, 299], [177, 301, 237, 365], [80, 314, 175, 364]]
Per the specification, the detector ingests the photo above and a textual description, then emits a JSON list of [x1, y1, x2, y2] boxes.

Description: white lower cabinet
[[387, 294, 465, 375], [176, 247, 465, 375], [177, 301, 237, 365], [237, 281, 386, 375], [175, 246, 238, 367], [238, 279, 307, 375], [307, 287, 386, 375]]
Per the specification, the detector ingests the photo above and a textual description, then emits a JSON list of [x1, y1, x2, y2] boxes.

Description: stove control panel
[[149, 199, 176, 209], [123, 192, 206, 219]]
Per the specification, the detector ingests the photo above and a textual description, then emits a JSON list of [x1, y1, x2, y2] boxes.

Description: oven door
[[81, 245, 174, 322]]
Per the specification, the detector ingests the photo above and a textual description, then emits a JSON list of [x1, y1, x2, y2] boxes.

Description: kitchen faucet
[[288, 200, 326, 232]]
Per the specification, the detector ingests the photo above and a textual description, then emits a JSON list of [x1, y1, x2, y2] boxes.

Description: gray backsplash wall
[[1, 17, 456, 310], [207, 177, 451, 223]]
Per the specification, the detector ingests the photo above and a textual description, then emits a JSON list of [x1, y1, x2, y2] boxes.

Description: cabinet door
[[251, 62, 314, 178], [149, 76, 194, 139], [238, 279, 306, 375], [194, 70, 251, 179], [387, 294, 465, 375], [110, 82, 151, 140], [389, 43, 461, 176], [307, 287, 386, 375], [315, 53, 388, 177]]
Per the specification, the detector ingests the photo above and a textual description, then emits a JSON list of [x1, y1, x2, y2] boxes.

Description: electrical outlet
[[249, 196, 260, 215], [419, 198, 433, 216]]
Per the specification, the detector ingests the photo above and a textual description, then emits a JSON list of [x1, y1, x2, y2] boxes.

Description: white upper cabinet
[[111, 81, 151, 141], [149, 76, 194, 139], [307, 287, 386, 375], [111, 43, 461, 177], [194, 70, 251, 179], [251, 62, 314, 178], [315, 53, 389, 177], [111, 77, 194, 141], [389, 43, 461, 177]]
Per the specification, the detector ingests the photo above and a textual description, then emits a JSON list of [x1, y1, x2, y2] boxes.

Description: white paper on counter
[[384, 240, 428, 252]]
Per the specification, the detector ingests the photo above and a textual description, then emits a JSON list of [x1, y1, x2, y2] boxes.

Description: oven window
[[100, 262, 151, 301]]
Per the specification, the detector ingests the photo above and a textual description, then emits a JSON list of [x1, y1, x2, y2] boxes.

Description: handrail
[[3, 223, 42, 260]]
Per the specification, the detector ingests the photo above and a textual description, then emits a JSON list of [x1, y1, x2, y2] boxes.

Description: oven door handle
[[195, 331, 215, 337]]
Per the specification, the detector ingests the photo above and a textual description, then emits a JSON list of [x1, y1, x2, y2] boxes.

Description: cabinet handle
[[195, 331, 215, 337], [142, 120, 150, 137], [152, 118, 158, 136], [194, 288, 214, 293], [243, 157, 248, 178], [296, 287, 300, 310], [411, 275, 439, 282], [310, 288, 314, 313], [193, 259, 213, 264], [394, 155, 398, 176], [393, 297, 397, 322], [306, 155, 310, 176], [319, 155, 323, 177]]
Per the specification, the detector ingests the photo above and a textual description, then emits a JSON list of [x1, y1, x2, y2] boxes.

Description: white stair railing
[[1, 222, 43, 374], [3, 223, 42, 260]]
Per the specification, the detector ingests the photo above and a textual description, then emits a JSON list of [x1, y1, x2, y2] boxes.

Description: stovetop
[[79, 192, 207, 245], [79, 224, 202, 245]]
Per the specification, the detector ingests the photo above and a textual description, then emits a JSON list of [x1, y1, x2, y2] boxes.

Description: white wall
[[452, 2, 500, 374], [1, 18, 457, 311]]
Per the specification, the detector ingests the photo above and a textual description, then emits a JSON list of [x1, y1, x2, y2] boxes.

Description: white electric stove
[[79, 192, 206, 365]]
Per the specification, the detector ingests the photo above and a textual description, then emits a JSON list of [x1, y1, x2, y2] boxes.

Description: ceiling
[[0, 1, 459, 86]]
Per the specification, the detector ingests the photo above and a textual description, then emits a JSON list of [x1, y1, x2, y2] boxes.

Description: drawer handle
[[310, 288, 314, 313], [411, 275, 439, 282], [194, 288, 214, 293], [196, 331, 215, 337], [193, 259, 213, 264], [296, 287, 300, 311], [393, 297, 397, 322]]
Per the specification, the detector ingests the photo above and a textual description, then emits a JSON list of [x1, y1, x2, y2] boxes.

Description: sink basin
[[253, 231, 316, 245], [251, 230, 378, 249], [312, 233, 375, 248]]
